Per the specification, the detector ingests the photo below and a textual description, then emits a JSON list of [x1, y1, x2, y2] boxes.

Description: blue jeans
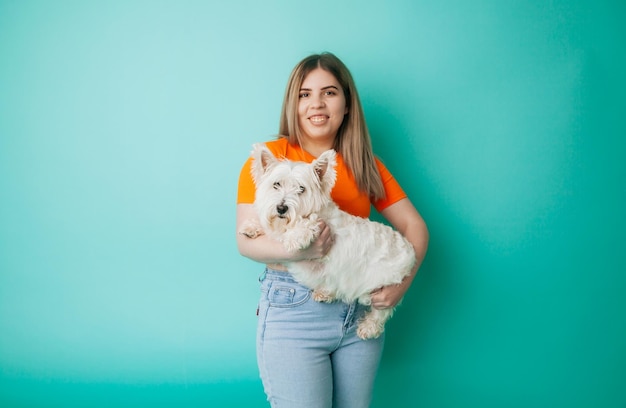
[[256, 268, 385, 408]]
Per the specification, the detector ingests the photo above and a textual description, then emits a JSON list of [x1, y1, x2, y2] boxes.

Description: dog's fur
[[239, 143, 416, 339]]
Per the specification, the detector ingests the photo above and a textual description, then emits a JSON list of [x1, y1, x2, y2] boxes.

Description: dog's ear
[[313, 149, 337, 191], [250, 143, 276, 185]]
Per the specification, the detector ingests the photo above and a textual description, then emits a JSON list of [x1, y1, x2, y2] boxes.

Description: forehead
[[301, 68, 341, 89]]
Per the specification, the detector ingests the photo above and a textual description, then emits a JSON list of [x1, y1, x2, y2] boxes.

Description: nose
[[276, 203, 288, 215], [311, 93, 325, 108]]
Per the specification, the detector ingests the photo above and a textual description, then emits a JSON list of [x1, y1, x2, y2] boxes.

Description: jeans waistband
[[259, 267, 297, 283]]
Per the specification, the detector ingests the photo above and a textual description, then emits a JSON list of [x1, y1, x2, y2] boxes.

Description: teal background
[[1, 0, 624, 407]]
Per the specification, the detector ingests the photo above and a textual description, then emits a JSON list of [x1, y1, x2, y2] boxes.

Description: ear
[[250, 143, 277, 185], [313, 149, 337, 192]]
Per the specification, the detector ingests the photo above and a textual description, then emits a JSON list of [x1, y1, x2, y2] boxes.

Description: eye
[[299, 92, 309, 98], [273, 182, 281, 189], [324, 90, 336, 96], [298, 186, 306, 194]]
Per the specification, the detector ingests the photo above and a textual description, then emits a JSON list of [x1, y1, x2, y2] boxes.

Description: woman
[[236, 52, 429, 407]]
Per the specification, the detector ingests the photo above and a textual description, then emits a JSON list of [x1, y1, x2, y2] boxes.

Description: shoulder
[[372, 156, 408, 211], [262, 137, 290, 157], [374, 157, 400, 186], [374, 157, 393, 178]]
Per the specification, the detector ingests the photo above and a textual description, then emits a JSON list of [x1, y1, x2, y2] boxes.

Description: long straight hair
[[278, 52, 385, 201]]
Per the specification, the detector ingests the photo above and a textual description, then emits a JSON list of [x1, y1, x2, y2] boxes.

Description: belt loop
[[258, 268, 268, 282]]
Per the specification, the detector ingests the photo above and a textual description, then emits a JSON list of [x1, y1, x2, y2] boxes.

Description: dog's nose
[[276, 204, 288, 215]]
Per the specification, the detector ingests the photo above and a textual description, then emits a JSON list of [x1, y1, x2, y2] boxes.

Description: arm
[[236, 203, 334, 264], [370, 198, 429, 308]]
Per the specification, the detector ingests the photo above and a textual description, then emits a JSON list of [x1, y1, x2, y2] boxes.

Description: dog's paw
[[312, 289, 335, 303], [282, 237, 306, 253], [239, 220, 264, 239], [356, 317, 385, 340], [239, 229, 260, 239], [282, 228, 316, 252]]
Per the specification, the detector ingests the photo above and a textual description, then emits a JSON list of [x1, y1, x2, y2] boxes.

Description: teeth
[[310, 116, 327, 124]]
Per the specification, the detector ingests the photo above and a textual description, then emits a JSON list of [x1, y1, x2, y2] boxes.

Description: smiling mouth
[[309, 115, 328, 124]]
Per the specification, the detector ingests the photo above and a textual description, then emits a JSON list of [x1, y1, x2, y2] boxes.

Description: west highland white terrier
[[239, 144, 416, 339]]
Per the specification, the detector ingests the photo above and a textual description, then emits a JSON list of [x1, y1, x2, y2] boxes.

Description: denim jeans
[[257, 268, 385, 408]]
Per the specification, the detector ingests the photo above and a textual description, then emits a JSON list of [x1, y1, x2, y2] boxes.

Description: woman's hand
[[370, 279, 410, 309], [297, 220, 334, 260]]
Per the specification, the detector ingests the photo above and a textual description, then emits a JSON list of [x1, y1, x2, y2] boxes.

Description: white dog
[[239, 144, 416, 339]]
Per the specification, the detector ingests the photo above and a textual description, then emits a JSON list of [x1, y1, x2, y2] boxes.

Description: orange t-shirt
[[236, 138, 407, 218]]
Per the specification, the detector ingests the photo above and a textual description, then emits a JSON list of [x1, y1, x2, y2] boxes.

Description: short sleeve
[[236, 157, 256, 204], [372, 160, 407, 212]]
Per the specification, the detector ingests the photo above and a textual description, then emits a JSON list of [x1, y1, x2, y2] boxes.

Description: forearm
[[401, 218, 429, 277], [236, 203, 333, 264], [371, 199, 429, 308], [398, 221, 428, 301], [381, 199, 429, 273], [236, 232, 296, 264], [236, 203, 293, 264]]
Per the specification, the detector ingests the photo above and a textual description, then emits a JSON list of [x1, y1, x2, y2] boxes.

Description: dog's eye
[[273, 182, 281, 189], [298, 186, 306, 194]]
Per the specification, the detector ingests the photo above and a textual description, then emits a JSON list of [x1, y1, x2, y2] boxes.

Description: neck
[[301, 138, 335, 157]]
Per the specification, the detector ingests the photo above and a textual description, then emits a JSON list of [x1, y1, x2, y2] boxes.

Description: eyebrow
[[299, 85, 340, 91]]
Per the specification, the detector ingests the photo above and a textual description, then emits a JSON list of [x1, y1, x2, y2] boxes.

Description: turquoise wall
[[1, 1, 624, 407]]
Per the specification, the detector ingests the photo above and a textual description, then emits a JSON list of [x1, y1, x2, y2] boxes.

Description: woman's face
[[297, 68, 348, 148]]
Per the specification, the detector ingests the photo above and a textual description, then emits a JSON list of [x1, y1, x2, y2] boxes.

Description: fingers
[[370, 286, 398, 309], [323, 233, 334, 255], [318, 228, 333, 256], [370, 287, 383, 309], [317, 221, 331, 238], [298, 221, 333, 260], [315, 221, 333, 255]]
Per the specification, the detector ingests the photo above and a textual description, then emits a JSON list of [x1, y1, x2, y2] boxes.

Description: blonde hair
[[278, 52, 385, 200]]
